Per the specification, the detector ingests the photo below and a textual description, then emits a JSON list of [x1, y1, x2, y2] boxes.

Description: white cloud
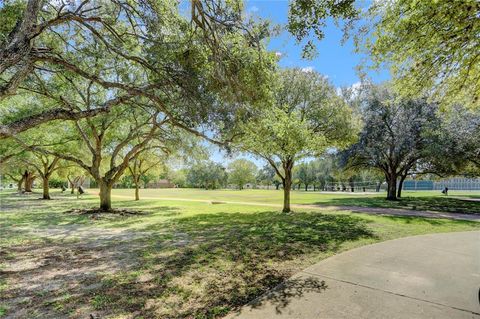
[[350, 81, 362, 94], [336, 81, 362, 97], [249, 6, 259, 13], [275, 51, 283, 57], [301, 66, 314, 73]]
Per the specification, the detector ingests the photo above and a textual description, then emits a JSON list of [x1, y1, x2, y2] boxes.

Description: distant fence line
[[403, 178, 480, 191]]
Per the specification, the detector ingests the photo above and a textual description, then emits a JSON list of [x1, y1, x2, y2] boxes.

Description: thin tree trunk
[[283, 182, 291, 213], [42, 176, 50, 199], [397, 174, 408, 198], [17, 176, 24, 191], [282, 171, 292, 213], [99, 181, 113, 211], [67, 177, 75, 194], [134, 179, 140, 201]]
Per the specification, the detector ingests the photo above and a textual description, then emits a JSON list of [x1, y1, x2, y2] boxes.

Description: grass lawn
[[1, 188, 479, 318], [113, 188, 480, 214]]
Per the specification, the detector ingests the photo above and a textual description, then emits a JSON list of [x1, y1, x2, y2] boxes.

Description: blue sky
[[245, 0, 389, 87], [209, 1, 390, 166]]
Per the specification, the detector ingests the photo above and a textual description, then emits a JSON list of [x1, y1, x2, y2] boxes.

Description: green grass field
[[111, 188, 480, 214], [1, 188, 479, 318]]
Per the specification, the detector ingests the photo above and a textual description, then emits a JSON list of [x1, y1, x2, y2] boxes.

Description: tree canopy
[[344, 84, 441, 200], [357, 0, 480, 108], [227, 158, 257, 189], [0, 0, 276, 139], [239, 68, 360, 211]]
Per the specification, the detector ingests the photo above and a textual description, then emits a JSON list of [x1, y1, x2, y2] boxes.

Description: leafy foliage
[[186, 161, 228, 189], [358, 0, 480, 108], [227, 158, 257, 189], [344, 84, 441, 199], [239, 68, 360, 211]]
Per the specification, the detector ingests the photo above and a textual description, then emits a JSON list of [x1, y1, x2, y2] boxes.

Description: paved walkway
[[227, 231, 480, 319]]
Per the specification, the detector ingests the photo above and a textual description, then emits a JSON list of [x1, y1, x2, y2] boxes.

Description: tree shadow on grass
[[315, 196, 480, 214], [84, 211, 376, 318], [1, 195, 376, 319]]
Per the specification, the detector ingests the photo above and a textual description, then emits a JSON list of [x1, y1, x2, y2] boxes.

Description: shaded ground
[[316, 195, 480, 215], [1, 190, 480, 318]]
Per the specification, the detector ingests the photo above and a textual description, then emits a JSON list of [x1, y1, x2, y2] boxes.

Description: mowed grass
[[1, 188, 479, 319], [113, 188, 480, 214]]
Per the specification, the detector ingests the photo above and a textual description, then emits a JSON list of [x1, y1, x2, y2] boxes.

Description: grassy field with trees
[[1, 0, 479, 318], [1, 189, 479, 318]]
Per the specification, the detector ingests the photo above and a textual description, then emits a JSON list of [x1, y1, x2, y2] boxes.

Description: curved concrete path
[[228, 231, 480, 319]]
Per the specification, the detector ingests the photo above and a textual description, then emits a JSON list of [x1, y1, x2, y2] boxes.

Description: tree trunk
[[17, 176, 25, 191], [397, 174, 408, 198], [42, 176, 50, 200], [304, 184, 308, 191], [386, 174, 397, 200], [23, 171, 35, 192], [283, 182, 291, 213], [99, 181, 113, 211], [282, 167, 293, 213], [134, 182, 140, 201]]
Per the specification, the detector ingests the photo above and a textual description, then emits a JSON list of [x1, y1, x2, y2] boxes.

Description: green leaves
[[287, 0, 359, 58], [359, 0, 480, 108], [239, 68, 359, 163]]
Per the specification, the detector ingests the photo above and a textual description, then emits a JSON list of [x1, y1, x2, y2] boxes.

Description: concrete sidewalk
[[228, 231, 480, 319]]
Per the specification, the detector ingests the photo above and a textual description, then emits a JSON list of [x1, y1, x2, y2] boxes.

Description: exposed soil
[[0, 226, 153, 319], [64, 208, 150, 220]]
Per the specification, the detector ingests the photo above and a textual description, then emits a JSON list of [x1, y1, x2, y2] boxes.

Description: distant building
[[146, 179, 175, 188]]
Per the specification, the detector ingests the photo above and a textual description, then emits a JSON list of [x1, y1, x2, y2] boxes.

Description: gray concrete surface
[[228, 231, 480, 319]]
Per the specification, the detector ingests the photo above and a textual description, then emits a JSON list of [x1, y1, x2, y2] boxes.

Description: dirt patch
[[0, 226, 153, 319], [64, 208, 150, 219]]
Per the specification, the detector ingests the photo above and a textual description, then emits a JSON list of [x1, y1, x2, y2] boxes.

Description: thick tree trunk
[[386, 175, 397, 200], [99, 181, 113, 211], [42, 176, 50, 200], [23, 171, 35, 192], [397, 174, 408, 198], [25, 178, 34, 192], [304, 184, 308, 191]]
